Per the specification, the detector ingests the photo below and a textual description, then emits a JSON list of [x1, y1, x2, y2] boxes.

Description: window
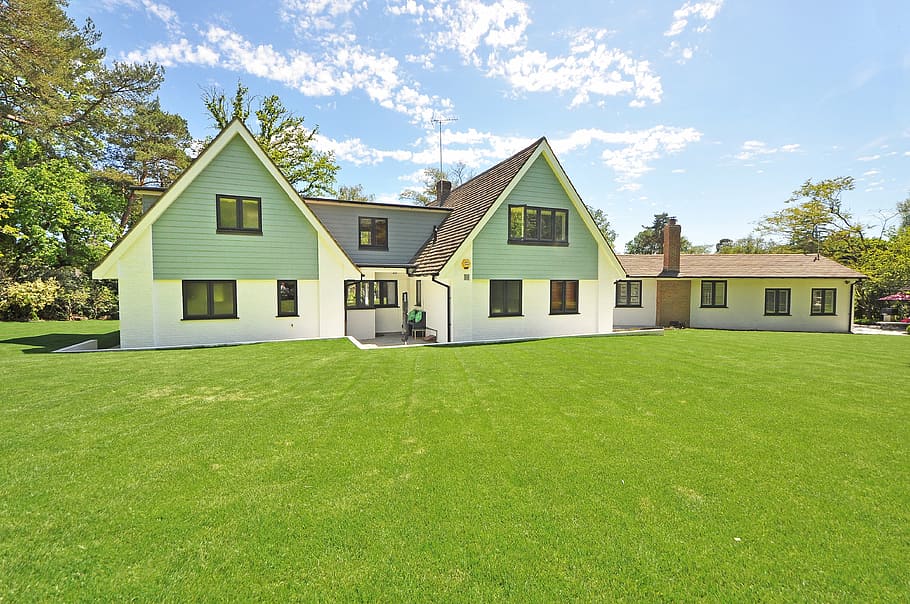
[[701, 280, 727, 308], [359, 217, 388, 249], [508, 205, 568, 245], [277, 280, 298, 316], [344, 280, 399, 309], [216, 195, 261, 233], [764, 288, 790, 316], [182, 280, 237, 319], [490, 280, 522, 316], [811, 288, 836, 315], [550, 280, 579, 314], [616, 280, 642, 307]]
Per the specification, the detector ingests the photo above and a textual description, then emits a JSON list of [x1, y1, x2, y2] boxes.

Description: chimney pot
[[663, 217, 681, 275]]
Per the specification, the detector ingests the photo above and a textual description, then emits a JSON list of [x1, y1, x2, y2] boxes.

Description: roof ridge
[[443, 136, 546, 204]]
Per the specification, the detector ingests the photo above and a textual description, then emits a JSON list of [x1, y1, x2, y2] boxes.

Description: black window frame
[[508, 205, 569, 246], [550, 280, 579, 315], [344, 279, 399, 310], [182, 280, 238, 320], [810, 288, 837, 316], [277, 280, 298, 317], [216, 194, 262, 234], [358, 217, 389, 250], [764, 288, 791, 316], [489, 279, 522, 317], [615, 280, 642, 308], [700, 280, 727, 308]]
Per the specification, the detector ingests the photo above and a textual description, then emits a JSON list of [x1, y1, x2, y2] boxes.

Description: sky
[[69, 0, 910, 251]]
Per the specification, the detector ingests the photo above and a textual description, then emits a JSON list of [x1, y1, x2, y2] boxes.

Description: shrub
[[39, 267, 118, 320], [0, 278, 60, 321]]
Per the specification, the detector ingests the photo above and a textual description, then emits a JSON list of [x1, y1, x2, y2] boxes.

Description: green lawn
[[0, 322, 908, 601]]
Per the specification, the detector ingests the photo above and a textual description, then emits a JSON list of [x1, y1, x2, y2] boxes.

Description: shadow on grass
[[0, 330, 120, 354]]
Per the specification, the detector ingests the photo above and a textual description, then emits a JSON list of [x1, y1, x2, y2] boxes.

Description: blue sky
[[70, 0, 910, 250]]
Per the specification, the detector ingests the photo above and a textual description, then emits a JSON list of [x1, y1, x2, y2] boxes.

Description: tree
[[400, 162, 473, 205], [104, 98, 192, 228], [897, 195, 910, 232], [337, 184, 375, 202], [1, 0, 162, 159], [757, 177, 867, 263], [715, 235, 777, 254], [202, 82, 338, 197], [585, 205, 617, 246], [625, 213, 703, 253]]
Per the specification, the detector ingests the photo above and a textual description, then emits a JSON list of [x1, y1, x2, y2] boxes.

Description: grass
[[0, 321, 908, 601]]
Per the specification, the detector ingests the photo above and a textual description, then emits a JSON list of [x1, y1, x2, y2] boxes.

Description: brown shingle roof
[[410, 137, 545, 275], [617, 254, 866, 279]]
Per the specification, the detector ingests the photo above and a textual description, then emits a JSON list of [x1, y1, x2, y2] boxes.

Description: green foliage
[[202, 82, 338, 197], [0, 0, 162, 159], [585, 205, 617, 245], [715, 235, 777, 254], [42, 267, 118, 320], [336, 184, 375, 202], [853, 229, 910, 319], [0, 277, 59, 320], [625, 212, 702, 253], [1, 326, 909, 599]]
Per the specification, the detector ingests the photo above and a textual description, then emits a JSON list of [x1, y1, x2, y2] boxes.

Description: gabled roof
[[93, 119, 357, 279], [617, 254, 866, 279], [409, 138, 544, 275]]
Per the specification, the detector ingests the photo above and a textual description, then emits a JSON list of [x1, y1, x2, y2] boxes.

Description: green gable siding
[[152, 135, 319, 280], [472, 156, 599, 280]]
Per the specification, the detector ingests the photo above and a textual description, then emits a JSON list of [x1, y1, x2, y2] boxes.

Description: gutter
[[431, 275, 452, 343], [849, 280, 856, 334]]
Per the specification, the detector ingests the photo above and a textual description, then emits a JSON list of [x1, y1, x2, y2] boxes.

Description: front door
[[656, 280, 691, 327]]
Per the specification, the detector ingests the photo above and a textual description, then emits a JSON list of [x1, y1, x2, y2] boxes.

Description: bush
[[0, 278, 60, 321], [906, 325, 910, 335], [39, 267, 118, 320]]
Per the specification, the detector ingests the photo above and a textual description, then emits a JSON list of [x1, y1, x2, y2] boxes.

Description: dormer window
[[359, 217, 388, 250], [508, 205, 568, 245], [217, 194, 262, 234]]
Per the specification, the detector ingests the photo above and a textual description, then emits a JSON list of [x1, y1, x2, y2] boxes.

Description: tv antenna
[[431, 115, 458, 176]]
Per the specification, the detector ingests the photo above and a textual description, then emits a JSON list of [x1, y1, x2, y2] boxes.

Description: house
[[93, 119, 625, 348], [613, 218, 866, 333]]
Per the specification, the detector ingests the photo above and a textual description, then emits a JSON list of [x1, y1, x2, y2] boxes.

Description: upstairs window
[[359, 217, 388, 250], [217, 195, 261, 234], [508, 205, 568, 245], [764, 288, 790, 316], [616, 280, 642, 307], [550, 280, 579, 314], [701, 280, 727, 308], [811, 288, 836, 315], [277, 280, 298, 317]]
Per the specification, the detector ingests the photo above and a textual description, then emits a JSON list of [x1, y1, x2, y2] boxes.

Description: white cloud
[[862, 169, 881, 177], [857, 154, 881, 161], [672, 168, 686, 173], [279, 0, 362, 32], [102, 0, 182, 33], [734, 140, 800, 161], [488, 29, 663, 107], [665, 0, 724, 37], [124, 38, 219, 66]]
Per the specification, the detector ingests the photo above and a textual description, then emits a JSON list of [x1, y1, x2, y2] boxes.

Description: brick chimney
[[663, 217, 681, 275], [435, 179, 452, 205]]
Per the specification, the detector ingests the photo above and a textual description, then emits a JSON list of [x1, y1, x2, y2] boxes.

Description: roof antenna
[[431, 114, 458, 176]]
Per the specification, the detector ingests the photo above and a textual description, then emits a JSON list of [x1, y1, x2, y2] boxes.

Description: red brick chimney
[[663, 217, 681, 275]]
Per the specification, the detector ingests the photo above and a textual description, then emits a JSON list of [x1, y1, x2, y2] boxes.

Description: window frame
[[216, 194, 262, 234], [810, 288, 837, 316], [550, 280, 579, 315], [508, 204, 569, 246], [615, 280, 643, 308], [277, 280, 298, 317], [700, 280, 728, 308], [182, 280, 238, 320], [344, 279, 399, 310], [358, 216, 389, 250], [764, 288, 791, 316], [489, 279, 523, 317]]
